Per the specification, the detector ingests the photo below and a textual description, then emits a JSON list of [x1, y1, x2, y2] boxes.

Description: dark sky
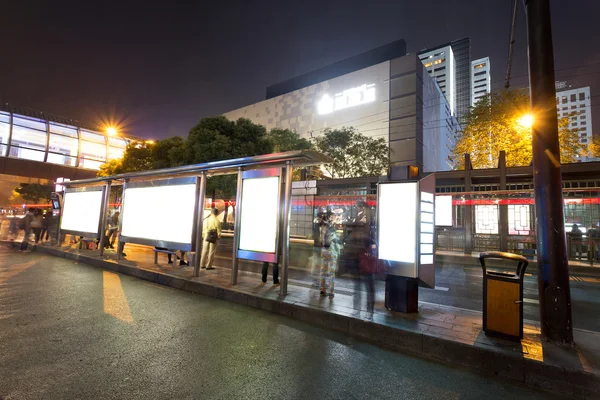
[[1, 0, 598, 140]]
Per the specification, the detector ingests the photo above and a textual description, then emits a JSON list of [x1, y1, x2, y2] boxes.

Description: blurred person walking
[[41, 210, 53, 242], [105, 211, 120, 249], [19, 208, 34, 251], [30, 209, 43, 244], [200, 208, 221, 270], [320, 218, 342, 298], [262, 262, 279, 284]]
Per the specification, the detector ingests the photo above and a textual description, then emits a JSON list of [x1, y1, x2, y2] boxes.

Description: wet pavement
[[0, 248, 566, 399]]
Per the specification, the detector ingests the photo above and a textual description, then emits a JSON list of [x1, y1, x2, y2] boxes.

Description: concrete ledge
[[31, 244, 600, 399]]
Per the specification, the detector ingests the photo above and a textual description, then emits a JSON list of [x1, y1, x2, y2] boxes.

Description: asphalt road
[[0, 249, 563, 399]]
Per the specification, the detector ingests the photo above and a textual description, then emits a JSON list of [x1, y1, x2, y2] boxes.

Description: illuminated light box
[[120, 178, 197, 249], [378, 182, 417, 265], [61, 188, 104, 236], [435, 195, 453, 226], [237, 169, 281, 263], [377, 174, 436, 288]]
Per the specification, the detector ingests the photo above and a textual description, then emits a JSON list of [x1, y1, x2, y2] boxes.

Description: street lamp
[[517, 114, 534, 129], [106, 127, 118, 136]]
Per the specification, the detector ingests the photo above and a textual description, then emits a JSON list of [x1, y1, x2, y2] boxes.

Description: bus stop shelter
[[57, 150, 331, 295]]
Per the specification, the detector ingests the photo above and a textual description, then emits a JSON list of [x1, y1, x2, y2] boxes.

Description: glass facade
[[450, 37, 471, 125], [0, 111, 133, 170]]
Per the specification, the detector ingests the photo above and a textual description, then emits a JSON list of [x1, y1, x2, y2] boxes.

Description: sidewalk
[[23, 241, 600, 398]]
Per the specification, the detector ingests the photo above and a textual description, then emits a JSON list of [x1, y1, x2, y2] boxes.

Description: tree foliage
[[589, 135, 600, 160], [14, 183, 53, 204], [452, 89, 583, 169], [311, 127, 389, 179], [269, 128, 313, 152]]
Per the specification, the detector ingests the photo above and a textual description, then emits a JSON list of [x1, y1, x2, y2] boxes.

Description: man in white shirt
[[200, 208, 222, 270]]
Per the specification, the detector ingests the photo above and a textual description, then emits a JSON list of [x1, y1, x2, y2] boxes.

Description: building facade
[[0, 105, 136, 171], [471, 57, 491, 105], [224, 40, 458, 173], [418, 37, 471, 124], [555, 86, 593, 160]]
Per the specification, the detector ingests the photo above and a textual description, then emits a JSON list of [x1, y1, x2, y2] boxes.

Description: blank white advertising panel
[[121, 183, 196, 245], [61, 190, 104, 235], [238, 176, 280, 254], [435, 195, 453, 226], [378, 182, 417, 264]]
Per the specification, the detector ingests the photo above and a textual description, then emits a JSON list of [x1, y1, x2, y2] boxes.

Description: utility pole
[[524, 0, 573, 343]]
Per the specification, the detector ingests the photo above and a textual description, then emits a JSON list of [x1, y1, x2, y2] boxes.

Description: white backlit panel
[[435, 195, 453, 226], [378, 182, 417, 263], [239, 176, 280, 254], [121, 184, 196, 244], [61, 190, 103, 234]]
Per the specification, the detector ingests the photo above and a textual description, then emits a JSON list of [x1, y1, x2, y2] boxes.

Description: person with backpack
[[30, 209, 43, 244], [320, 216, 342, 298], [200, 208, 221, 270]]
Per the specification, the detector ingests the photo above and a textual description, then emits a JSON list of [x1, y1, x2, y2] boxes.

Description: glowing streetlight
[[145, 140, 155, 145], [106, 127, 118, 136], [517, 114, 534, 129]]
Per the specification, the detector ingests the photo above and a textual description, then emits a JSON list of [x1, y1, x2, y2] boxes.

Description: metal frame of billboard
[[118, 177, 199, 251], [60, 185, 106, 238], [235, 168, 281, 263], [376, 174, 436, 289]]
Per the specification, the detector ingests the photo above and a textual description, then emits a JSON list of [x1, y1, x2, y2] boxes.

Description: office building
[[555, 85, 593, 160], [418, 38, 471, 124], [471, 57, 491, 105], [223, 39, 459, 173]]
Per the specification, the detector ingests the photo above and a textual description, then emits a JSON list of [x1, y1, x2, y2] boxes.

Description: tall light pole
[[524, 0, 573, 343]]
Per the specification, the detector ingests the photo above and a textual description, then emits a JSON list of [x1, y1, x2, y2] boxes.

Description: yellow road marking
[[0, 256, 47, 284], [103, 271, 134, 324]]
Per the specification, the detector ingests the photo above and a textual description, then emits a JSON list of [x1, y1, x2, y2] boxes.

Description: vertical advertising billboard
[[237, 168, 281, 263], [377, 174, 436, 288]]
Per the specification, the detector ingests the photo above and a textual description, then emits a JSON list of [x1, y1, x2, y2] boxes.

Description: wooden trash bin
[[479, 251, 529, 341]]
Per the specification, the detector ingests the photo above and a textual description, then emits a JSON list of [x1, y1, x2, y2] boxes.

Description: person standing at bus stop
[[200, 208, 221, 270]]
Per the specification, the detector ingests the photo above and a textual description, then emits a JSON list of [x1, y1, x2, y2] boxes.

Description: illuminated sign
[[435, 195, 453, 226], [61, 190, 103, 235], [317, 84, 376, 115], [378, 182, 417, 264], [121, 181, 196, 246], [238, 175, 280, 254]]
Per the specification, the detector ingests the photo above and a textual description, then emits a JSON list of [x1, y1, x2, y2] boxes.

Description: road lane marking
[[103, 271, 134, 324], [0, 256, 47, 284]]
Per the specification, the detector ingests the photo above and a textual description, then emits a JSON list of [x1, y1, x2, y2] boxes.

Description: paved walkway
[[20, 241, 600, 398]]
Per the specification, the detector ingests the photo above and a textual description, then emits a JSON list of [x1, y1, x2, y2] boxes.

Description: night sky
[[1, 0, 598, 140]]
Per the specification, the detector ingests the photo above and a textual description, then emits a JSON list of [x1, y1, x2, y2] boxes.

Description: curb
[[32, 245, 600, 398]]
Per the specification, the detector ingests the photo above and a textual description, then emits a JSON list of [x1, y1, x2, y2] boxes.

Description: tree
[[589, 135, 600, 160], [269, 128, 313, 152], [97, 141, 154, 177], [452, 89, 583, 169], [14, 183, 53, 204], [152, 136, 185, 168], [311, 127, 390, 179]]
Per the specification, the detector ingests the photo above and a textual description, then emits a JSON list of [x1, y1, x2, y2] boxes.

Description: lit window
[[571, 105, 576, 109], [580, 104, 585, 108], [424, 62, 432, 67], [474, 63, 486, 69], [562, 96, 567, 104]]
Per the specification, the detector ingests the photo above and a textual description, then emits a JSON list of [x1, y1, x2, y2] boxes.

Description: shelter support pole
[[525, 0, 573, 343], [498, 151, 508, 252], [280, 161, 293, 296], [193, 172, 207, 277], [231, 168, 243, 285], [117, 181, 127, 260], [463, 154, 473, 255], [98, 181, 111, 257]]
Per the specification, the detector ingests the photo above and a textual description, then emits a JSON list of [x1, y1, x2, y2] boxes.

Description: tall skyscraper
[[419, 37, 471, 125], [471, 57, 491, 105], [555, 84, 593, 161]]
